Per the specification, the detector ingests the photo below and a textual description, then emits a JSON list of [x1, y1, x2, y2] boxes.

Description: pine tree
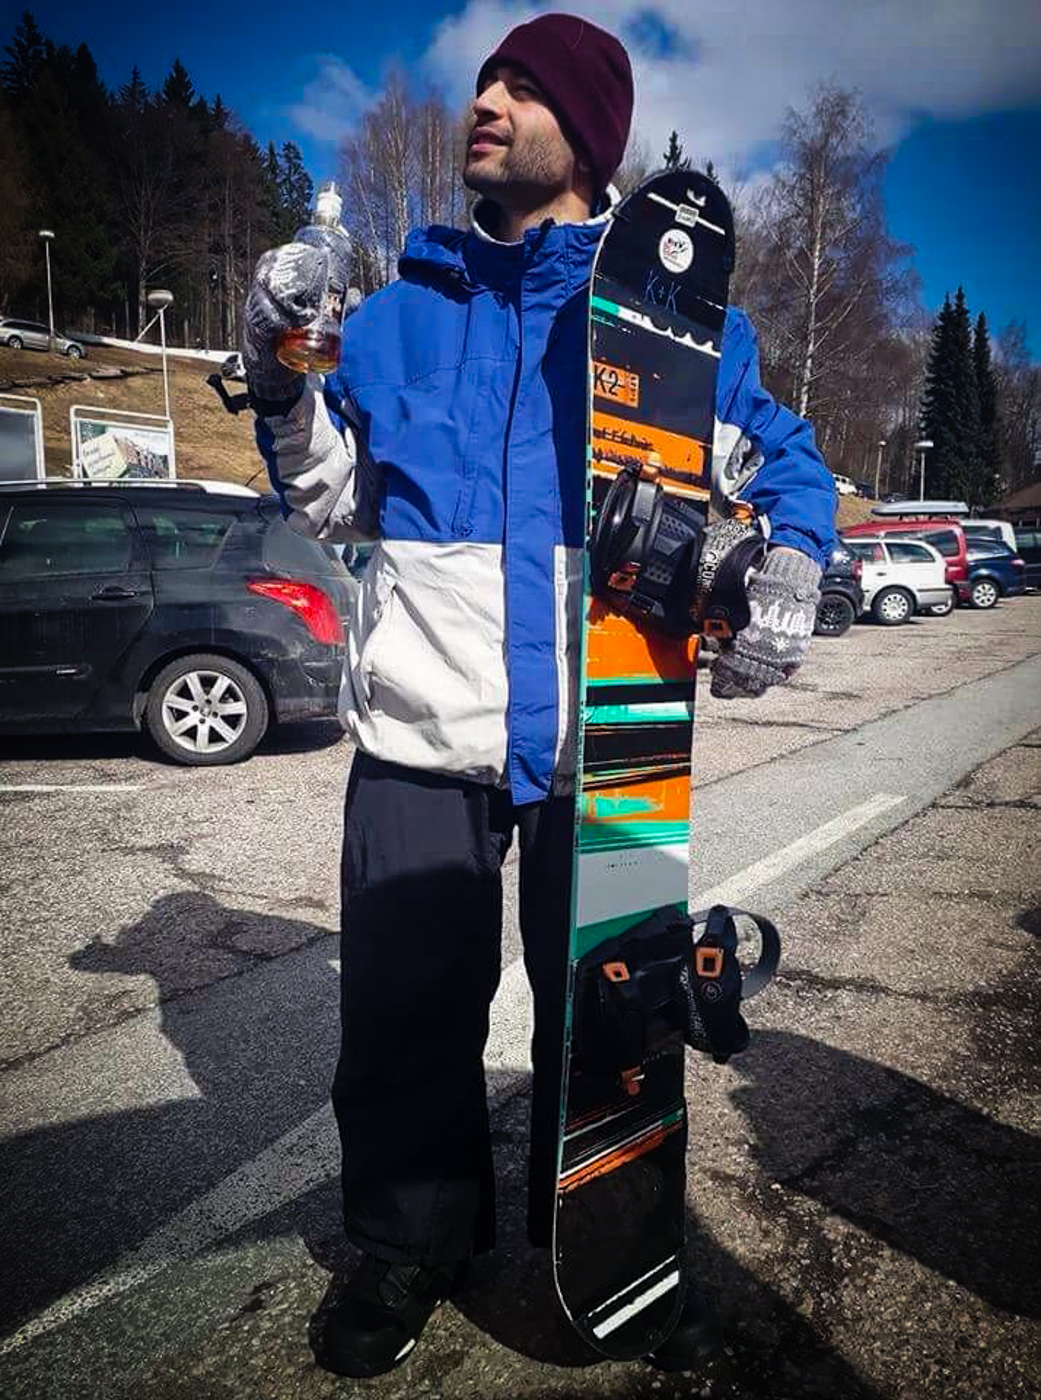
[[920, 294, 958, 495], [278, 141, 313, 239], [118, 64, 147, 113], [948, 286, 980, 500], [1, 10, 45, 106], [972, 311, 1001, 508], [920, 288, 981, 499], [161, 57, 195, 107], [704, 158, 719, 184], [662, 130, 689, 170]]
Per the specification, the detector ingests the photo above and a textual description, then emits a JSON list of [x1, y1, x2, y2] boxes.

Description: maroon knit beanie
[[476, 13, 634, 195]]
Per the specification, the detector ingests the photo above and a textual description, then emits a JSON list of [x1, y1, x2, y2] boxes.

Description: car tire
[[145, 653, 269, 766], [65, 344, 83, 360], [814, 592, 856, 637], [970, 578, 1000, 610], [7, 335, 23, 350], [872, 586, 913, 625], [926, 590, 955, 617]]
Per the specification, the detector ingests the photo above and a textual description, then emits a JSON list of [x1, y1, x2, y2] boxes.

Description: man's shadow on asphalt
[[0, 891, 343, 1335], [2, 888, 1038, 1396]]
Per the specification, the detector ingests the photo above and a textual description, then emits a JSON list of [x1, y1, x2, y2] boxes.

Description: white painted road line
[[0, 1100, 341, 1357], [0, 784, 143, 793], [0, 792, 905, 1355], [694, 792, 907, 910]]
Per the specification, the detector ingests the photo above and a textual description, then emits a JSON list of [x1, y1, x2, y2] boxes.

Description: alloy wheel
[[160, 669, 250, 755]]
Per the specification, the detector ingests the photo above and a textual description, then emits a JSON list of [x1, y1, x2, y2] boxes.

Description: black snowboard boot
[[315, 1254, 467, 1378], [645, 1288, 723, 1372]]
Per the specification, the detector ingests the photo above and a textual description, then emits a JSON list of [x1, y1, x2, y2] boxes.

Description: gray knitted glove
[[242, 223, 352, 405], [711, 547, 822, 699]]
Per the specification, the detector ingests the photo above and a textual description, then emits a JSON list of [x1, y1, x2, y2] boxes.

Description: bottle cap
[[315, 181, 343, 225]]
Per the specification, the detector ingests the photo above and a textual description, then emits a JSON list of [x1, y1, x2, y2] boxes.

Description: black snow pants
[[332, 751, 574, 1266]]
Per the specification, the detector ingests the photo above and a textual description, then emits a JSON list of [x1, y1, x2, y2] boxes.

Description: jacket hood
[[397, 186, 619, 296]]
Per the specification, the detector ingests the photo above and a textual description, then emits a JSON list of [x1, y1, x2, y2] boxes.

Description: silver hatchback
[[0, 318, 86, 359]]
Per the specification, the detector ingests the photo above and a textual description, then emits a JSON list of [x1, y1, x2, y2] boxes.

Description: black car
[[814, 544, 864, 636], [0, 481, 357, 764], [964, 541, 1027, 609]]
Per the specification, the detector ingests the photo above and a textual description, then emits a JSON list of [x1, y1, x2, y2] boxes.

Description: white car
[[841, 536, 953, 624], [833, 473, 857, 496]]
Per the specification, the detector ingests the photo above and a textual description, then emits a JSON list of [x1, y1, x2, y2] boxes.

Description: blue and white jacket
[[259, 200, 836, 803]]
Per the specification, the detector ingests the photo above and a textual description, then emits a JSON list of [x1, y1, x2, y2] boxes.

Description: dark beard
[[462, 138, 569, 205]]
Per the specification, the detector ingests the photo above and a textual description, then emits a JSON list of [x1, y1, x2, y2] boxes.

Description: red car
[[842, 518, 970, 610]]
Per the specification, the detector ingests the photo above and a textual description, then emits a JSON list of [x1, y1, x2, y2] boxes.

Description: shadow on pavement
[[1, 889, 1038, 1396]]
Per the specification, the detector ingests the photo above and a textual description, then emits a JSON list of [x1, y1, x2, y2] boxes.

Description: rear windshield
[[919, 528, 959, 557], [261, 514, 349, 578], [134, 503, 232, 569], [963, 524, 1003, 545]]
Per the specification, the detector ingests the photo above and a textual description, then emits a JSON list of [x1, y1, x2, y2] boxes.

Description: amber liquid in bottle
[[276, 326, 341, 374], [275, 179, 348, 375]]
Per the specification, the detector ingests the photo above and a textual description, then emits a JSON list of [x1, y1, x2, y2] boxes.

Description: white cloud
[[286, 55, 373, 144], [420, 0, 1041, 180]]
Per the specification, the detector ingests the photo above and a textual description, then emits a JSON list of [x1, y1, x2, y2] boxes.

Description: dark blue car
[[965, 542, 1027, 609]]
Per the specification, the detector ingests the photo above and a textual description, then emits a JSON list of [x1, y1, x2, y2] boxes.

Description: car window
[[262, 515, 347, 578], [886, 540, 935, 564], [845, 540, 884, 563], [964, 525, 1002, 545], [968, 543, 1011, 560], [1015, 531, 1037, 550], [0, 501, 134, 578], [134, 504, 232, 570], [920, 528, 959, 557]]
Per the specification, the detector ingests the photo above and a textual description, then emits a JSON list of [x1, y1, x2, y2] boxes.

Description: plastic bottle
[[276, 181, 352, 374]]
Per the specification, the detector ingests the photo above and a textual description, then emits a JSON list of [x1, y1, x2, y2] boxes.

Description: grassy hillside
[[0, 343, 261, 486], [3, 343, 884, 524]]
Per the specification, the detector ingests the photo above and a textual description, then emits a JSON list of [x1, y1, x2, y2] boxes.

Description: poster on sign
[[71, 408, 175, 480], [0, 395, 45, 482]]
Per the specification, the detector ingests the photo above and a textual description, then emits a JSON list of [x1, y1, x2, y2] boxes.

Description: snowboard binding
[[590, 458, 766, 640], [575, 904, 781, 1093]]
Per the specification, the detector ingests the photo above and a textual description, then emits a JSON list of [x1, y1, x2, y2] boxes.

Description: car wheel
[[927, 589, 955, 617], [65, 344, 83, 360], [814, 593, 856, 637], [7, 335, 23, 350], [146, 653, 269, 766], [970, 578, 1000, 610], [872, 586, 913, 625]]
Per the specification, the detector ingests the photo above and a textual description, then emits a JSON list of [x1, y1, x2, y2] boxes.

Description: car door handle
[[92, 585, 138, 601]]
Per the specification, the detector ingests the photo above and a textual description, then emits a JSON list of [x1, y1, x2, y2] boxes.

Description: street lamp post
[[874, 439, 886, 500], [38, 230, 55, 352], [914, 439, 934, 500], [146, 289, 175, 421]]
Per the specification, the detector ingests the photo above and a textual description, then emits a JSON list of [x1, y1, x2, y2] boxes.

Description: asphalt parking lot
[[1, 595, 1039, 1399]]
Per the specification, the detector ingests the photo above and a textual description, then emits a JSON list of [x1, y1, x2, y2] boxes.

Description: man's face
[[464, 64, 581, 205]]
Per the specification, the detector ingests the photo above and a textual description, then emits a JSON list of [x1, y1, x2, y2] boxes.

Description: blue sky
[[6, 0, 1039, 355]]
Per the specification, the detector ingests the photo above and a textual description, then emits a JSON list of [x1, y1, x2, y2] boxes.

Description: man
[[243, 13, 835, 1380]]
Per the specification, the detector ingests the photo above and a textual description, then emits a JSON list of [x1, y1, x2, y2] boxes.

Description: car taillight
[[247, 577, 345, 645], [852, 559, 862, 580], [1012, 557, 1025, 568]]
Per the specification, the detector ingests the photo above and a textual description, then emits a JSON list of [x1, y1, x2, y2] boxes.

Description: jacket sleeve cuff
[[766, 525, 832, 570]]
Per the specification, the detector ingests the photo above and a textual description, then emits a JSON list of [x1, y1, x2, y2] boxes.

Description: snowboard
[[552, 170, 736, 1360]]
